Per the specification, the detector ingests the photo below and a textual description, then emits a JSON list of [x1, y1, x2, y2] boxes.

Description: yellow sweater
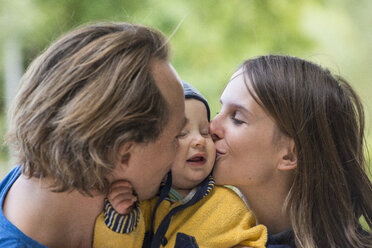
[[94, 185, 267, 248]]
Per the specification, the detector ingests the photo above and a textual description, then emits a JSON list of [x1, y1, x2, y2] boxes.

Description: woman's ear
[[277, 138, 297, 171]]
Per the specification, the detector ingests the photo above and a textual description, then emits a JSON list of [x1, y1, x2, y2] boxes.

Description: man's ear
[[277, 138, 297, 171], [117, 142, 133, 168]]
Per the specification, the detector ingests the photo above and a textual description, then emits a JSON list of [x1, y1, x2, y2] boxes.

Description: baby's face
[[171, 99, 216, 191]]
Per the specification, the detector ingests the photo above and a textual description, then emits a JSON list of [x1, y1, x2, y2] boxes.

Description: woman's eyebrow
[[220, 99, 253, 117], [233, 104, 253, 117]]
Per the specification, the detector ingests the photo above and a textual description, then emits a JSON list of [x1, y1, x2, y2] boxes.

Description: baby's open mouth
[[187, 156, 205, 162], [187, 154, 207, 166]]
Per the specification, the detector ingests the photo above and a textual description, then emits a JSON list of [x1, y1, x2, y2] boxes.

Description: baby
[[94, 81, 268, 248]]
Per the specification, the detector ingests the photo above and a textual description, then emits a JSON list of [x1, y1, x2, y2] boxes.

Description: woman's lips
[[215, 149, 225, 159]]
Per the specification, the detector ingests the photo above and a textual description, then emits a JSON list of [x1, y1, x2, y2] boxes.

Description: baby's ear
[[277, 138, 297, 171]]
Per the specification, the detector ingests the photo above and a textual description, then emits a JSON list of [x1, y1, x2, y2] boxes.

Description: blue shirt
[[0, 166, 48, 248]]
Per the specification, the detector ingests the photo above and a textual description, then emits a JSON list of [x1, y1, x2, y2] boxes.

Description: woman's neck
[[3, 174, 105, 248], [238, 183, 292, 234]]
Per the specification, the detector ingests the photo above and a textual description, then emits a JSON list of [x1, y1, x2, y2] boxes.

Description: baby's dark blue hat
[[182, 81, 210, 121]]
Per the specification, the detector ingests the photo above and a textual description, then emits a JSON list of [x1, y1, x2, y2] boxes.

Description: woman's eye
[[231, 111, 245, 125], [232, 117, 244, 124]]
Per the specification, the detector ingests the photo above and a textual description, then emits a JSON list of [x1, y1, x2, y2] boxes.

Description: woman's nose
[[210, 115, 223, 142]]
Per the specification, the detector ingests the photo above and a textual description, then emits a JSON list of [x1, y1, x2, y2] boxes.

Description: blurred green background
[[0, 0, 371, 179]]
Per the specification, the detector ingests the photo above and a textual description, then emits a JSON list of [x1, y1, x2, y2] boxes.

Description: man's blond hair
[[6, 22, 170, 194]]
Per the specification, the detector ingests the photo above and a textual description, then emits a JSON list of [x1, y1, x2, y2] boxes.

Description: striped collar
[[103, 198, 140, 234]]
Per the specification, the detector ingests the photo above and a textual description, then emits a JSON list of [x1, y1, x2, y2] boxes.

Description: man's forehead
[[151, 61, 182, 99]]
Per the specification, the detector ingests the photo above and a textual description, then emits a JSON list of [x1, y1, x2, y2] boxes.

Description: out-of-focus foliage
[[0, 0, 371, 177]]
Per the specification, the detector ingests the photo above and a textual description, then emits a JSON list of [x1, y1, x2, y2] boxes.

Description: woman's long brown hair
[[243, 55, 372, 247]]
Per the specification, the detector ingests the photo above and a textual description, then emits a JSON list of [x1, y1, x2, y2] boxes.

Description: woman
[[211, 55, 372, 247]]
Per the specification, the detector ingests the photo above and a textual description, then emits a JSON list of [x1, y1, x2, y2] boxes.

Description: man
[[0, 22, 185, 248]]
